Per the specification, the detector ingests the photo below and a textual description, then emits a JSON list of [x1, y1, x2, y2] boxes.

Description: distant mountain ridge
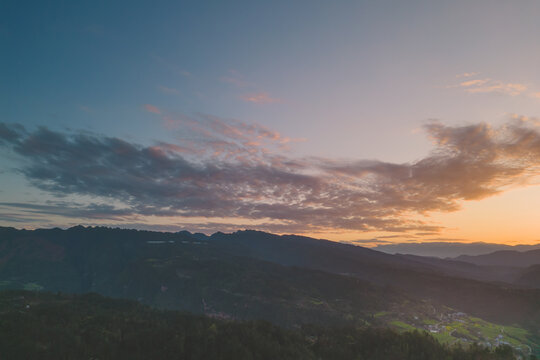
[[454, 249, 540, 268], [515, 265, 540, 288], [374, 241, 540, 258], [394, 254, 521, 284]]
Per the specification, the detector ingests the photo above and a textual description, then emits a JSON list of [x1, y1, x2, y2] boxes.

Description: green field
[[375, 305, 539, 357]]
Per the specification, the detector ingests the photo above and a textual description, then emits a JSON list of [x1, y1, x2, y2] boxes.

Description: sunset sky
[[1, 0, 540, 245]]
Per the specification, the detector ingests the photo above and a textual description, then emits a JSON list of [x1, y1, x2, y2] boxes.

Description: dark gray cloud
[[0, 213, 43, 223], [0, 201, 135, 220], [1, 117, 540, 233]]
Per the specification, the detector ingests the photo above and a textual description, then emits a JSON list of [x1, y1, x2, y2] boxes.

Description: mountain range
[[455, 249, 540, 268], [374, 242, 540, 258], [1, 226, 540, 356]]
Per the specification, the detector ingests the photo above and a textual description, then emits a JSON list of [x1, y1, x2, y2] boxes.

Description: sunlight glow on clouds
[[457, 77, 527, 96], [456, 72, 479, 78], [452, 73, 540, 100], [1, 116, 539, 238]]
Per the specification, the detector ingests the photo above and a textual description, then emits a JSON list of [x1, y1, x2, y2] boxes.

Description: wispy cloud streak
[[156, 112, 302, 163], [144, 104, 161, 114], [240, 92, 280, 104], [452, 73, 537, 97], [460, 78, 527, 96]]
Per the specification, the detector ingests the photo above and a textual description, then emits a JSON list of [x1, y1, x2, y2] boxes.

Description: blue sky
[[2, 0, 540, 244]]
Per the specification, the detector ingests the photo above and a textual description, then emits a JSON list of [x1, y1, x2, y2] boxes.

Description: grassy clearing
[[389, 321, 417, 331], [23, 283, 43, 291], [431, 331, 457, 344]]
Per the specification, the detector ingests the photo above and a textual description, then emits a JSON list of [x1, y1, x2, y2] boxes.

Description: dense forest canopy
[[0, 291, 525, 360]]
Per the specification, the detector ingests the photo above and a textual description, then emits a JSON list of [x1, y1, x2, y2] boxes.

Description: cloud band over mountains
[[1, 116, 540, 234]]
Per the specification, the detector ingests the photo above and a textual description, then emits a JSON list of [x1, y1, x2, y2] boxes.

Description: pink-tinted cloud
[[453, 74, 528, 96], [456, 72, 479, 78], [144, 104, 161, 114], [153, 108, 302, 162], [460, 79, 489, 87], [240, 92, 280, 104], [466, 81, 527, 96]]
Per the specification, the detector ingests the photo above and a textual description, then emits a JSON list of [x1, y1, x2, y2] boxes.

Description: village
[[375, 302, 535, 359]]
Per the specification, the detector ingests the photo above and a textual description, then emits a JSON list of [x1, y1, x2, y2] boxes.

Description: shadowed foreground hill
[[0, 226, 403, 327], [0, 291, 519, 360]]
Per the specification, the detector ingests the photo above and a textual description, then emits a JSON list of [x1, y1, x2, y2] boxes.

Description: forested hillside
[[0, 291, 523, 360]]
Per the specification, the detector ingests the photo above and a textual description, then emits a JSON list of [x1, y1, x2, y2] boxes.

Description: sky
[[1, 0, 540, 245]]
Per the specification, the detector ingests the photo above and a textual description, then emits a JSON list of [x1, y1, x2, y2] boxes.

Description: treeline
[[0, 291, 529, 360]]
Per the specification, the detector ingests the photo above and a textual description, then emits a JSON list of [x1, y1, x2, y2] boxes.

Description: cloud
[[156, 112, 302, 161], [460, 79, 489, 87], [0, 201, 135, 220], [1, 117, 540, 234], [456, 72, 479, 78], [457, 77, 527, 96], [240, 92, 280, 104], [0, 123, 25, 145], [510, 114, 540, 126], [451, 73, 534, 96], [144, 104, 161, 114], [0, 211, 44, 223]]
